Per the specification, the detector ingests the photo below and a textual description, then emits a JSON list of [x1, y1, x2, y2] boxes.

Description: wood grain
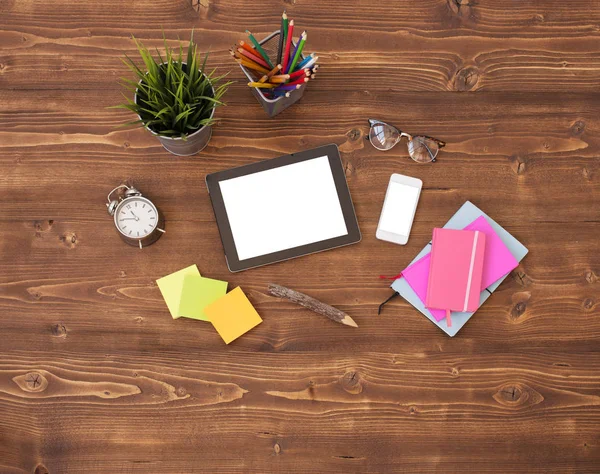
[[1, 0, 599, 472]]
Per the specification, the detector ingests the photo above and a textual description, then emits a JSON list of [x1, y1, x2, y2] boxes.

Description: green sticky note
[[177, 274, 228, 321], [156, 265, 201, 319]]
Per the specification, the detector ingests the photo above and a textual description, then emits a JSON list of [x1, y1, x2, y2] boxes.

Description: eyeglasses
[[367, 119, 446, 163]]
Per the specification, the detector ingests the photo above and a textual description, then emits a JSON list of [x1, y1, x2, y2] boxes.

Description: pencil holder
[[238, 31, 307, 118]]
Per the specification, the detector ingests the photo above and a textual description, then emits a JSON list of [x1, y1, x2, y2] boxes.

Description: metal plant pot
[[134, 63, 216, 156]]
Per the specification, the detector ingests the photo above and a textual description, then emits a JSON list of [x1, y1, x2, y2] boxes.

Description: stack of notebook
[[391, 201, 529, 337]]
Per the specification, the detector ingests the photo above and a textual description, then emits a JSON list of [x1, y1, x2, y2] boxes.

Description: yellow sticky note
[[156, 265, 200, 319], [178, 275, 228, 321], [204, 287, 262, 344]]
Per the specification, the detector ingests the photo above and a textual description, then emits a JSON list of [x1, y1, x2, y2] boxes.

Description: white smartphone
[[376, 173, 423, 245]]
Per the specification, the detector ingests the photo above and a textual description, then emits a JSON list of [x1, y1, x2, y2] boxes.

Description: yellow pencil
[[248, 82, 278, 89], [236, 58, 270, 75]]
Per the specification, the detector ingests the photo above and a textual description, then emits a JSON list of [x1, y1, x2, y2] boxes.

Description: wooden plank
[[1, 352, 599, 472]]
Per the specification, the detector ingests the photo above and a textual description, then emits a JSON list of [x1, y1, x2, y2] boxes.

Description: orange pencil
[[281, 19, 294, 73], [238, 40, 264, 60], [235, 58, 270, 75], [237, 48, 270, 68], [269, 74, 291, 83], [258, 64, 282, 83]]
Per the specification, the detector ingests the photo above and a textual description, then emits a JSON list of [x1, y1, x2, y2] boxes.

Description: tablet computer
[[206, 144, 361, 272]]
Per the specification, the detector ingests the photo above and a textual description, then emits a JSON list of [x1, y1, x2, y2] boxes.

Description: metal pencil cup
[[238, 31, 307, 117]]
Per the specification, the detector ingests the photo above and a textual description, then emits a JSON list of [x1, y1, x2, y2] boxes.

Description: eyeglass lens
[[407, 136, 439, 163], [368, 122, 400, 151]]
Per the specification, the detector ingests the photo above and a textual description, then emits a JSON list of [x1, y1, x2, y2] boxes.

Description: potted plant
[[115, 33, 231, 156]]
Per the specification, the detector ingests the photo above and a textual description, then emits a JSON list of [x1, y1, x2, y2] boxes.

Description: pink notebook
[[425, 228, 486, 327], [400, 216, 518, 324]]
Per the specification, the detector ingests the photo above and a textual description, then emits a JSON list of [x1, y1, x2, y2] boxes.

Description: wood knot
[[450, 367, 460, 377], [453, 66, 480, 91], [513, 270, 532, 287], [584, 270, 597, 284], [13, 372, 49, 393], [509, 155, 527, 175], [340, 371, 362, 394], [570, 120, 585, 136], [34, 220, 54, 236], [344, 160, 354, 177], [511, 302, 527, 319], [59, 232, 78, 248], [273, 442, 281, 455], [532, 13, 544, 23], [408, 406, 418, 415], [34, 464, 49, 474], [347, 129, 361, 141], [493, 383, 543, 409], [177, 387, 187, 397], [50, 323, 67, 338], [583, 298, 595, 311]]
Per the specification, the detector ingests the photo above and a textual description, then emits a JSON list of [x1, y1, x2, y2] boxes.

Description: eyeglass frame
[[367, 118, 446, 162]]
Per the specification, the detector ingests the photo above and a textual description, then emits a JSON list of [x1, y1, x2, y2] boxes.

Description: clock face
[[114, 197, 159, 239]]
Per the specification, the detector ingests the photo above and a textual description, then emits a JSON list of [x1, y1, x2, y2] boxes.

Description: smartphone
[[376, 173, 423, 245]]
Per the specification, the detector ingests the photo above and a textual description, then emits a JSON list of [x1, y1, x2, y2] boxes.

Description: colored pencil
[[286, 76, 309, 87], [269, 74, 291, 83], [296, 53, 315, 70], [273, 83, 302, 92], [235, 58, 270, 75], [238, 40, 264, 60], [246, 30, 274, 68], [230, 49, 269, 70], [258, 64, 282, 83], [288, 31, 307, 73], [248, 82, 277, 89], [281, 19, 294, 73], [300, 55, 318, 70], [276, 11, 287, 65], [236, 48, 270, 68], [288, 68, 310, 80]]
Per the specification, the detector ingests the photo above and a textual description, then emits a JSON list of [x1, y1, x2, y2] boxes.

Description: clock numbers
[[116, 198, 158, 239]]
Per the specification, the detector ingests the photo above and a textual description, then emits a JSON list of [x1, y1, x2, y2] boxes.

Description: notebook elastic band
[[378, 291, 399, 315]]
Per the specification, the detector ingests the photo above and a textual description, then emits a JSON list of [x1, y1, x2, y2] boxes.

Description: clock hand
[[130, 211, 139, 221], [120, 218, 136, 221]]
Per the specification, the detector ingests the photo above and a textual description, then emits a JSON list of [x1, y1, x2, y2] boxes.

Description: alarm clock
[[106, 184, 165, 249]]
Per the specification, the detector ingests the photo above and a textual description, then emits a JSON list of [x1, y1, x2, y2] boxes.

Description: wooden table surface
[[1, 0, 599, 472]]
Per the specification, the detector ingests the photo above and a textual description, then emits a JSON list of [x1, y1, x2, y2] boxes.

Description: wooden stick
[[268, 284, 358, 328]]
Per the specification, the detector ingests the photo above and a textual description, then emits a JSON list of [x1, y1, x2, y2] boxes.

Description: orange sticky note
[[204, 287, 262, 344]]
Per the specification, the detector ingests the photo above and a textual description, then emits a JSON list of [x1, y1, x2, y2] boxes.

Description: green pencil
[[288, 31, 307, 73], [245, 30, 274, 68]]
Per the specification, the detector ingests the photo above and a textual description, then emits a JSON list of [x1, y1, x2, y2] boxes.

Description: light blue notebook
[[391, 201, 528, 337]]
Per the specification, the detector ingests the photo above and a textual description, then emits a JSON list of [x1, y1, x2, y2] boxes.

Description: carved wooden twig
[[268, 284, 358, 328]]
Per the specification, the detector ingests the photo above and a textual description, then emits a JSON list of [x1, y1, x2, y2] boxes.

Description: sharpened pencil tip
[[342, 315, 358, 328]]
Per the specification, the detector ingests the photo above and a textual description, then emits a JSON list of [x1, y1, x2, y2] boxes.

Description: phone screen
[[379, 182, 420, 236]]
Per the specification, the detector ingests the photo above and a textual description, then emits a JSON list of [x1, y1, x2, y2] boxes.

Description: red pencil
[[288, 68, 309, 80], [281, 19, 294, 73], [237, 48, 270, 68], [238, 40, 264, 61], [286, 76, 309, 87]]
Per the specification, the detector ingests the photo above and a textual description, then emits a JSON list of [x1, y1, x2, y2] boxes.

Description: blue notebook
[[391, 201, 528, 337]]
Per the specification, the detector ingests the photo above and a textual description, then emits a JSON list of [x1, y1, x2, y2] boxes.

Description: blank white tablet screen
[[219, 156, 348, 261]]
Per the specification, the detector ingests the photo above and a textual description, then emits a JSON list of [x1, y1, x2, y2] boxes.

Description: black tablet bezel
[[206, 144, 362, 272]]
